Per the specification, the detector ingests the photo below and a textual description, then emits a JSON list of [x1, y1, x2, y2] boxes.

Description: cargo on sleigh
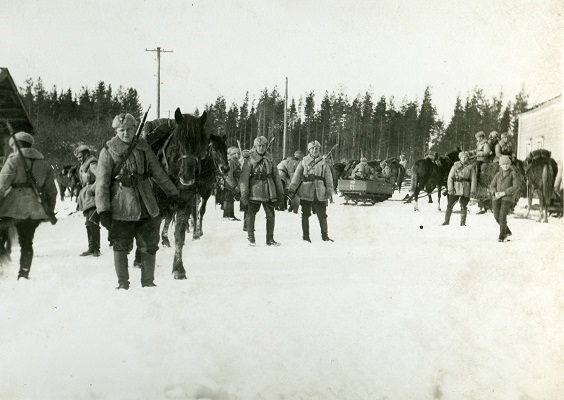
[[337, 178, 394, 205]]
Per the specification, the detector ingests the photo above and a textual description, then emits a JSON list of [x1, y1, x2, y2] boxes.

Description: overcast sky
[[1, 0, 561, 121]]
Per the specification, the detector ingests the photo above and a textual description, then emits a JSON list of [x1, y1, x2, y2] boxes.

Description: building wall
[[517, 95, 563, 167]]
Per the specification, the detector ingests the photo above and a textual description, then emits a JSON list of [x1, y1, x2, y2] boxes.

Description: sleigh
[[338, 178, 394, 205]]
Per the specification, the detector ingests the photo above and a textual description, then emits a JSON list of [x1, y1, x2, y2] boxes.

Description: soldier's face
[[256, 144, 267, 155], [500, 163, 510, 171], [77, 151, 88, 164], [310, 147, 320, 157], [116, 127, 135, 143]]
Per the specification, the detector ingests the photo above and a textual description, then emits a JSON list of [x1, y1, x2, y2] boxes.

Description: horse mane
[[170, 112, 208, 161]]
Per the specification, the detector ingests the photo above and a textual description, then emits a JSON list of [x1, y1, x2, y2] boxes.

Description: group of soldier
[[0, 114, 337, 289], [440, 129, 522, 242]]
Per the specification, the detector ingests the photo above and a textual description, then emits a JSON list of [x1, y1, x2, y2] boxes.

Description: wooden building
[[517, 94, 563, 167]]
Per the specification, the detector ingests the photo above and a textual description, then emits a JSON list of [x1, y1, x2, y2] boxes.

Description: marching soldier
[[442, 151, 475, 227], [288, 140, 334, 242], [96, 113, 179, 289], [0, 132, 57, 279], [239, 136, 284, 246], [74, 145, 100, 257]]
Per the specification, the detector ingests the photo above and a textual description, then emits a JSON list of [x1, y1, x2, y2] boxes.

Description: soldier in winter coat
[[351, 157, 375, 180], [74, 145, 100, 257], [239, 136, 284, 246], [488, 155, 523, 242], [0, 132, 57, 279], [96, 113, 179, 289], [288, 140, 334, 242], [442, 151, 475, 226], [222, 146, 241, 220], [493, 132, 515, 163]]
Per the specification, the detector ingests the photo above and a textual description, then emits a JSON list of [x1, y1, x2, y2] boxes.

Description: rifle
[[236, 139, 243, 155], [265, 137, 276, 153], [5, 121, 58, 225], [111, 106, 151, 177]]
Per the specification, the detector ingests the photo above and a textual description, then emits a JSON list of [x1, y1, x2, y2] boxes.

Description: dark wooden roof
[[0, 67, 35, 136]]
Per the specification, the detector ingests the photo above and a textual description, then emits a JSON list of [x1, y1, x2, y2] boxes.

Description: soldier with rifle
[[288, 141, 335, 242], [95, 112, 179, 290], [0, 128, 57, 279]]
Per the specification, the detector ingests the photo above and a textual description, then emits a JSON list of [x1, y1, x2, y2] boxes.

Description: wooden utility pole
[[283, 77, 288, 158], [145, 47, 173, 118]]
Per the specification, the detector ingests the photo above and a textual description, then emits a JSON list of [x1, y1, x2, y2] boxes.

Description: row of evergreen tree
[[17, 77, 529, 166]]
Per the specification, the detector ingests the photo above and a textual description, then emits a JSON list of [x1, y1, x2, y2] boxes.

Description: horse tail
[[543, 163, 554, 203]]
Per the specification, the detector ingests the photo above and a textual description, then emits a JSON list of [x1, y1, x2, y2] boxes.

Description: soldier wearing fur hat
[[442, 151, 475, 227], [239, 136, 284, 246], [96, 113, 179, 289], [0, 131, 57, 279], [222, 146, 241, 220], [288, 140, 334, 242], [74, 145, 100, 257], [488, 155, 522, 242], [469, 131, 491, 183], [351, 157, 375, 180]]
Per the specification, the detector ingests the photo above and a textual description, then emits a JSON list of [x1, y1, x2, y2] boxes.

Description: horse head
[[171, 108, 208, 188]]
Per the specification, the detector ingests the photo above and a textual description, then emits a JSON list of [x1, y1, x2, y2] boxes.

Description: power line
[[145, 47, 173, 118]]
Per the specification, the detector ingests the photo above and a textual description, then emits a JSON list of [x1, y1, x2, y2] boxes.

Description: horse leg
[[192, 196, 201, 240], [436, 185, 442, 211], [161, 214, 172, 247], [198, 196, 209, 238], [413, 188, 420, 211], [172, 207, 188, 280]]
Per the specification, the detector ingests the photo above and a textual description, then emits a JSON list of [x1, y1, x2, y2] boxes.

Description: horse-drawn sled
[[338, 178, 394, 205]]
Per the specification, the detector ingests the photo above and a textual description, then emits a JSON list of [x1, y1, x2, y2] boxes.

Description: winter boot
[[18, 248, 33, 280], [91, 225, 101, 256], [133, 248, 144, 268], [141, 253, 156, 287], [460, 207, 467, 226], [114, 251, 130, 289], [246, 213, 256, 246], [302, 217, 311, 242], [319, 217, 333, 242], [266, 213, 280, 246], [80, 227, 93, 256], [442, 208, 453, 226]]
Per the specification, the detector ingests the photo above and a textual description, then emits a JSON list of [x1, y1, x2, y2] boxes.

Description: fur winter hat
[[475, 131, 485, 139], [499, 155, 511, 165], [458, 151, 469, 159], [74, 144, 92, 158], [360, 157, 367, 162], [253, 136, 268, 147], [294, 150, 303, 158], [242, 149, 250, 158], [307, 141, 321, 151], [489, 131, 499, 139], [112, 113, 137, 129], [9, 131, 34, 147]]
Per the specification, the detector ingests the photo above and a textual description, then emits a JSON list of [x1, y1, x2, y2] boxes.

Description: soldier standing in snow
[[74, 145, 100, 257], [96, 113, 179, 289], [222, 146, 241, 221], [0, 132, 57, 279], [441, 151, 475, 227], [239, 136, 285, 246], [288, 140, 334, 242]]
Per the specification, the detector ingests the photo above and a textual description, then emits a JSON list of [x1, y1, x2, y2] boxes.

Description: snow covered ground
[[0, 189, 563, 400]]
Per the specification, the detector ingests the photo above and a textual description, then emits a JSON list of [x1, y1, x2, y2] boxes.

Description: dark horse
[[381, 158, 406, 192], [148, 108, 229, 280], [524, 150, 558, 223], [404, 151, 458, 211]]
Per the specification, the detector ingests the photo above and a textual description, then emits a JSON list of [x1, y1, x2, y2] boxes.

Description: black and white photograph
[[0, 0, 562, 399]]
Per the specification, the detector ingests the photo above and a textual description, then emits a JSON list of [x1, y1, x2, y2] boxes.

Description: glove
[[447, 190, 454, 196], [99, 211, 112, 230], [241, 194, 249, 206], [325, 189, 333, 199], [287, 190, 295, 200], [234, 189, 241, 202]]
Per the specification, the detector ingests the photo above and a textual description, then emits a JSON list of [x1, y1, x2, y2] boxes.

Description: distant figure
[[470, 131, 491, 183], [75, 145, 100, 257], [0, 131, 57, 280], [493, 132, 515, 163], [488, 156, 522, 242], [399, 154, 408, 170], [351, 157, 375, 180], [222, 146, 241, 221]]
